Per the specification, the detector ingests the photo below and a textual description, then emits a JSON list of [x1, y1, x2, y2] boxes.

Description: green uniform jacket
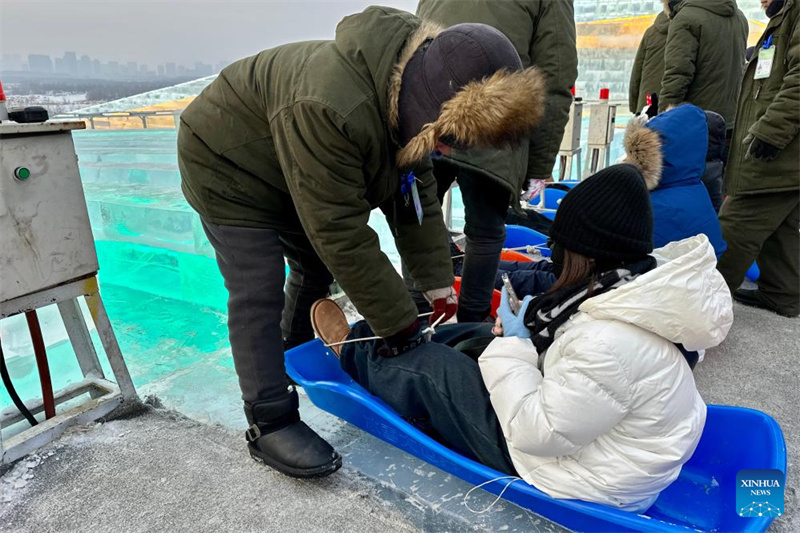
[[178, 7, 454, 337], [416, 0, 578, 192], [660, 0, 748, 126], [629, 12, 669, 114], [725, 0, 800, 195]]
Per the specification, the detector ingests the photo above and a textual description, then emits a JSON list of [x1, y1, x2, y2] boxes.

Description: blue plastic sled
[[505, 225, 551, 258], [529, 188, 568, 211], [286, 340, 786, 533]]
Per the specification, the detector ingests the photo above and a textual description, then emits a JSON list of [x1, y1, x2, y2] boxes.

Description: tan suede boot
[[310, 299, 351, 357]]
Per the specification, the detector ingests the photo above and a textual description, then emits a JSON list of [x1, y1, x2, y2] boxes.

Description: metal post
[[58, 299, 105, 380], [557, 100, 583, 181], [84, 288, 137, 400], [583, 99, 617, 178]]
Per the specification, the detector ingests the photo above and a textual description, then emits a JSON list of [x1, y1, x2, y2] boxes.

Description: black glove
[[377, 319, 427, 358], [645, 93, 659, 119], [747, 136, 781, 161]]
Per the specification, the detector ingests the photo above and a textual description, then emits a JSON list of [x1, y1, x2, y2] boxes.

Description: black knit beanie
[[549, 164, 654, 262], [398, 23, 522, 146]]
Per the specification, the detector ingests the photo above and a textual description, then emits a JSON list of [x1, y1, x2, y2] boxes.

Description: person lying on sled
[[311, 164, 733, 512]]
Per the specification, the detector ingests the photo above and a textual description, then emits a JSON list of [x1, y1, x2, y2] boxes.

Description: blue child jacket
[[645, 105, 727, 257]]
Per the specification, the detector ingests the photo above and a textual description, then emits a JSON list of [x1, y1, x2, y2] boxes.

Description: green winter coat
[[660, 0, 749, 126], [724, 0, 800, 195], [416, 0, 578, 191], [178, 7, 454, 337], [629, 11, 669, 114]]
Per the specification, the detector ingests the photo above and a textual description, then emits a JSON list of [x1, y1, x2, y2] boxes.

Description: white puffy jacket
[[479, 235, 733, 512]]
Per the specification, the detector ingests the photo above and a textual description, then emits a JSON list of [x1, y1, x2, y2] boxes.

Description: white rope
[[430, 312, 446, 329], [324, 335, 382, 347], [463, 476, 525, 514], [504, 244, 549, 252], [324, 312, 438, 347]]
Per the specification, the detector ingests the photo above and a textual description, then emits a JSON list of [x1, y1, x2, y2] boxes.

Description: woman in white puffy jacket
[[316, 164, 733, 512]]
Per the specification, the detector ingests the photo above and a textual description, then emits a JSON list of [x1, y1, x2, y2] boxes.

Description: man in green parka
[[414, 0, 577, 323], [717, 0, 800, 318], [629, 11, 670, 114], [178, 6, 545, 478], [660, 0, 748, 130]]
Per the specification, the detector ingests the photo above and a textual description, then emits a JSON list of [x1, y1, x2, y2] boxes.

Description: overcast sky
[[1, 1, 418, 66]]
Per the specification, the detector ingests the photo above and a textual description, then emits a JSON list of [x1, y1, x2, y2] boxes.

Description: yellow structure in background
[[84, 16, 768, 130], [577, 15, 766, 49], [81, 96, 193, 130]]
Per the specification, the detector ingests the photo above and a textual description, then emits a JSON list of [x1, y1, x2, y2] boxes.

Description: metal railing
[[55, 110, 183, 129]]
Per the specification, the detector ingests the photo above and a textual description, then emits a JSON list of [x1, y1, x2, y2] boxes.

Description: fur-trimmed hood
[[624, 104, 710, 191], [386, 24, 547, 168], [623, 117, 663, 190]]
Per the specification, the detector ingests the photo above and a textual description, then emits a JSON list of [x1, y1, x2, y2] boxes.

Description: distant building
[[157, 65, 165, 77], [177, 65, 186, 76], [55, 57, 66, 74], [166, 63, 177, 77], [1, 53, 24, 71], [28, 54, 53, 73], [64, 51, 78, 75], [194, 62, 213, 77], [78, 55, 93, 76]]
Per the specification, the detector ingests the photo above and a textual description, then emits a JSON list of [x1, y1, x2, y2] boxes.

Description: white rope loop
[[324, 312, 439, 348], [463, 476, 524, 514]]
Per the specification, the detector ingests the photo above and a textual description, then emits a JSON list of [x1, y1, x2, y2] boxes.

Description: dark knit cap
[[550, 164, 654, 262], [398, 23, 522, 146]]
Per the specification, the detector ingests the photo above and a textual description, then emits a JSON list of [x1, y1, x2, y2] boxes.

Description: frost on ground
[[1, 449, 53, 507], [0, 412, 420, 533], [0, 422, 125, 509]]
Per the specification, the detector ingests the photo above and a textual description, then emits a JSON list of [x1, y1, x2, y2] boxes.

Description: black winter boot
[[244, 389, 341, 478], [733, 289, 797, 318]]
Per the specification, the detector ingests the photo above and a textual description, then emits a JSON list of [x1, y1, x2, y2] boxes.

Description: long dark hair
[[548, 248, 597, 295]]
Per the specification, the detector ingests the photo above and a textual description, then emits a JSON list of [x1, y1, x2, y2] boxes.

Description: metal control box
[[0, 121, 97, 303], [587, 102, 617, 146]]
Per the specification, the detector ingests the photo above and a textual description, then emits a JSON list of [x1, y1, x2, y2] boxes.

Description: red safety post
[[0, 78, 9, 120], [25, 310, 56, 419]]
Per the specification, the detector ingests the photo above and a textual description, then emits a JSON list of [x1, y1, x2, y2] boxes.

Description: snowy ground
[[0, 401, 565, 533], [0, 406, 418, 533], [4, 93, 101, 115]]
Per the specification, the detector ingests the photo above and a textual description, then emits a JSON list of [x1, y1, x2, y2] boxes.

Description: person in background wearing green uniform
[[659, 0, 748, 134], [177, 6, 545, 479], [629, 10, 669, 115], [717, 0, 799, 318], [413, 0, 578, 323]]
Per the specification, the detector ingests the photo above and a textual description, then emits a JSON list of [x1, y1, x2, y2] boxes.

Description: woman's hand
[[495, 288, 534, 339], [492, 315, 504, 337]]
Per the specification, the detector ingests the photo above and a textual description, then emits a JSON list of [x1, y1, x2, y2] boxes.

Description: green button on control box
[[14, 167, 31, 180]]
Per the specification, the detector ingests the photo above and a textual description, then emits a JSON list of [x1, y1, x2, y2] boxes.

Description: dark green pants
[[718, 192, 800, 316]]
